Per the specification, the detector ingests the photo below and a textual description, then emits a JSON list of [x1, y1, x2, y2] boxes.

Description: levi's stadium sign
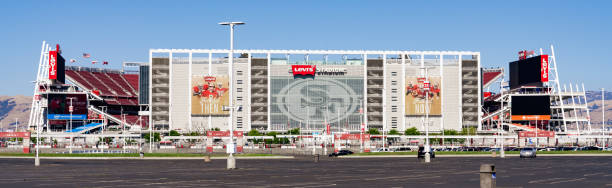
[[540, 55, 549, 82], [49, 50, 58, 80], [290, 65, 347, 76], [291, 65, 316, 76]]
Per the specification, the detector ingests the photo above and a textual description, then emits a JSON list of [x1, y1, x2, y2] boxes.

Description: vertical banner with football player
[[191, 75, 230, 115], [405, 76, 442, 115]]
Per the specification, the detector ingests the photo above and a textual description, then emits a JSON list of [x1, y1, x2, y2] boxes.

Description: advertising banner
[[518, 131, 555, 138], [49, 50, 57, 80], [206, 131, 244, 137], [540, 55, 549, 82], [0, 132, 31, 138], [191, 75, 229, 115], [511, 115, 551, 121], [405, 76, 442, 115], [334, 134, 370, 140], [47, 94, 88, 120], [291, 65, 316, 76]]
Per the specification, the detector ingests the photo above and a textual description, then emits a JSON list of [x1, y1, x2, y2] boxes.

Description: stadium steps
[[87, 72, 117, 96], [88, 106, 132, 128], [66, 123, 103, 134], [121, 74, 139, 95], [66, 71, 95, 91], [102, 73, 132, 96]]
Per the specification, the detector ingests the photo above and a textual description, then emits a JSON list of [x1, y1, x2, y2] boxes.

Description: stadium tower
[[28, 41, 148, 140], [481, 46, 592, 137]]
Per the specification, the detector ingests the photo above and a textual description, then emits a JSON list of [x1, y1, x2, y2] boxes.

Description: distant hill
[[0, 95, 32, 132], [585, 91, 612, 126], [0, 91, 609, 131]]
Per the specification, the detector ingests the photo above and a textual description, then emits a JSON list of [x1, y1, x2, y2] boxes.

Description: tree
[[248, 129, 263, 144], [367, 128, 380, 135], [248, 129, 263, 136], [442, 129, 462, 144], [404, 127, 420, 135], [460, 127, 477, 135], [388, 129, 401, 135], [144, 132, 161, 142], [287, 128, 300, 135], [169, 130, 181, 136]]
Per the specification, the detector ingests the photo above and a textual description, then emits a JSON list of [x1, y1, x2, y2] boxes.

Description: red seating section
[[124, 74, 139, 91], [482, 71, 502, 88], [66, 70, 138, 97], [113, 115, 149, 128]]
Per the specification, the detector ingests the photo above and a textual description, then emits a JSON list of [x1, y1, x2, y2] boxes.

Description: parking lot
[[0, 156, 611, 187]]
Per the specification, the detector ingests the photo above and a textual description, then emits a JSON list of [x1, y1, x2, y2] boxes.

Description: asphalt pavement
[[1, 156, 611, 187]]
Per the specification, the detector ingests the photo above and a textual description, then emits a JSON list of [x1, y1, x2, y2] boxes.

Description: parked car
[[579, 146, 601, 151], [393, 147, 412, 152], [329, 150, 354, 157], [373, 148, 394, 152], [417, 146, 435, 159], [520, 148, 537, 158]]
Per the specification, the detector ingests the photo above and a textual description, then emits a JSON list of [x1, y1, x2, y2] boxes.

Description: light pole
[[35, 99, 40, 166], [68, 97, 75, 154], [602, 88, 606, 136], [219, 21, 244, 170], [359, 99, 364, 153], [421, 67, 431, 163], [499, 79, 505, 158]]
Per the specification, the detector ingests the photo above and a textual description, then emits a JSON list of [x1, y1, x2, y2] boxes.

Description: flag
[[92, 60, 98, 64], [103, 61, 108, 65], [83, 53, 91, 58], [70, 59, 76, 63]]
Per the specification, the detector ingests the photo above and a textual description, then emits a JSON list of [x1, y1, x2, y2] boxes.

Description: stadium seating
[[65, 67, 146, 129], [124, 74, 139, 91]]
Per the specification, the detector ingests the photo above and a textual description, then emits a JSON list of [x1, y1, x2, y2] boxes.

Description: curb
[[0, 156, 294, 160], [340, 154, 612, 158]]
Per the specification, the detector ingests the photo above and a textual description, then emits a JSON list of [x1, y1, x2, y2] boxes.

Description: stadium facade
[[146, 49, 481, 133]]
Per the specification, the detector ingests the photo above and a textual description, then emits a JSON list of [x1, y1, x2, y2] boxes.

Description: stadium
[[21, 41, 609, 152]]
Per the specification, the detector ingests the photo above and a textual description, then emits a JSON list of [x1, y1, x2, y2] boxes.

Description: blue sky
[[1, 1, 611, 96]]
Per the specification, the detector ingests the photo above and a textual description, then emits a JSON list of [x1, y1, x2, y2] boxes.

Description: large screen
[[191, 75, 230, 115], [509, 55, 544, 89], [270, 76, 364, 130], [405, 76, 442, 115], [511, 95, 551, 120], [47, 94, 88, 120]]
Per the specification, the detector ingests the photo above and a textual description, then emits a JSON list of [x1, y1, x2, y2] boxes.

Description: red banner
[[540, 55, 549, 82], [49, 50, 58, 80], [326, 124, 330, 135], [0, 132, 31, 138], [518, 131, 555, 138], [291, 65, 316, 76], [511, 115, 551, 121], [206, 131, 243, 137], [334, 134, 370, 140]]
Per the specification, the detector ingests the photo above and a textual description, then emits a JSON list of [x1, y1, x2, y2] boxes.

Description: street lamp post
[[35, 99, 40, 166], [219, 21, 244, 170], [421, 67, 431, 163], [602, 88, 606, 136], [499, 79, 505, 158], [68, 97, 74, 154]]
